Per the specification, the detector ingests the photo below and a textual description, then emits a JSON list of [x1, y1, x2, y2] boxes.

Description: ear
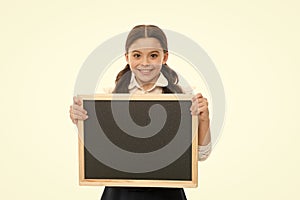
[[125, 53, 129, 63], [163, 52, 169, 64]]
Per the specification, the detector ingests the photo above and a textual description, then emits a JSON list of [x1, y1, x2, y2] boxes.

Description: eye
[[133, 53, 141, 58], [150, 53, 158, 58]]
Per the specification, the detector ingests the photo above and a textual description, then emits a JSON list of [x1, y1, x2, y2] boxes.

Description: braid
[[161, 64, 183, 93], [112, 64, 131, 93], [115, 64, 130, 84]]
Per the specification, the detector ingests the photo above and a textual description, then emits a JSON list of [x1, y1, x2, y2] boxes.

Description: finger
[[70, 111, 78, 124], [196, 97, 207, 103], [191, 104, 209, 114], [72, 104, 87, 114], [192, 93, 203, 101], [192, 109, 200, 115], [197, 101, 208, 108], [71, 106, 87, 120], [197, 97, 207, 102], [72, 118, 78, 125], [72, 109, 88, 119], [190, 103, 201, 115], [192, 97, 206, 105], [70, 106, 88, 120], [198, 106, 208, 112], [191, 107, 203, 115], [197, 98, 208, 106], [70, 115, 77, 124], [190, 108, 198, 115], [190, 100, 198, 111], [73, 96, 82, 106], [190, 96, 208, 112], [197, 101, 208, 109], [72, 112, 88, 120]]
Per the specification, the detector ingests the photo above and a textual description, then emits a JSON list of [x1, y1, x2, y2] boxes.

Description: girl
[[70, 25, 211, 200]]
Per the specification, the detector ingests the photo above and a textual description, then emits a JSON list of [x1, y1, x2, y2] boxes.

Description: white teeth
[[139, 69, 151, 72]]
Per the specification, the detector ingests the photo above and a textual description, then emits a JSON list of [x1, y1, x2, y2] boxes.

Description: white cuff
[[198, 142, 212, 161]]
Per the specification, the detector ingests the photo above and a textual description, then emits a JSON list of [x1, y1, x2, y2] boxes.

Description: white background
[[1, 0, 299, 199]]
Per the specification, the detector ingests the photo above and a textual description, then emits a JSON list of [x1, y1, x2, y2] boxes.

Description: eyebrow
[[131, 50, 160, 54]]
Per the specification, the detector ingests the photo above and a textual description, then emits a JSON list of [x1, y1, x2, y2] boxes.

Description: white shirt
[[128, 72, 168, 94]]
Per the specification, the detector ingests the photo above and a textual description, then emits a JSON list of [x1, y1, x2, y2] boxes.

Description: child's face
[[126, 37, 168, 89]]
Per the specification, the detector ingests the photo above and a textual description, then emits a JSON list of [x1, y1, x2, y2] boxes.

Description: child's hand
[[69, 96, 88, 125], [190, 93, 209, 121]]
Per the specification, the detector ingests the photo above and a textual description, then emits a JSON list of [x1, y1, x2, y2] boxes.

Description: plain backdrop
[[1, 0, 299, 200]]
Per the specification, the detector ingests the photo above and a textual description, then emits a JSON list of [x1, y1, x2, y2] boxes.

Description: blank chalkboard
[[77, 94, 198, 188]]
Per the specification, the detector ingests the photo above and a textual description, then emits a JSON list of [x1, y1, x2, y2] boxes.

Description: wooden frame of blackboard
[[77, 94, 198, 188]]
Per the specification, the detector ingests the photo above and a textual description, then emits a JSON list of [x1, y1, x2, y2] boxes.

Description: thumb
[[73, 96, 82, 106]]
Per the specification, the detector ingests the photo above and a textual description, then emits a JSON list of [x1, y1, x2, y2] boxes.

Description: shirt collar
[[128, 72, 168, 92]]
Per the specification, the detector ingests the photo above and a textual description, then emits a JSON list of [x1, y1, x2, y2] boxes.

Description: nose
[[141, 55, 150, 66]]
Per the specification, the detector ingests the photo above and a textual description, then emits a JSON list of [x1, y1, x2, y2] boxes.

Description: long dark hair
[[113, 25, 183, 93]]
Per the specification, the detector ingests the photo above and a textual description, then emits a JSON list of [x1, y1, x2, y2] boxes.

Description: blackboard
[[78, 94, 198, 188]]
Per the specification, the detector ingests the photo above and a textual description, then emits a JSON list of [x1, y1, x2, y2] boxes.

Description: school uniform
[[101, 187, 187, 200], [100, 72, 211, 200]]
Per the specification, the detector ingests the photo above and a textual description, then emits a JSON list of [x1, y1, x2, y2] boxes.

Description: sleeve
[[181, 85, 212, 161], [198, 142, 212, 161]]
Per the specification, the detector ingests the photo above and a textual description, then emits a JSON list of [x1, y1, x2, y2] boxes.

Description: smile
[[137, 67, 154, 74], [139, 69, 152, 72]]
